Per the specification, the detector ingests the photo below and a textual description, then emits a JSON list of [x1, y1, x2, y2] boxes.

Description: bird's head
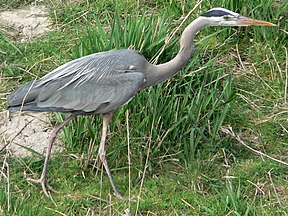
[[201, 8, 275, 27]]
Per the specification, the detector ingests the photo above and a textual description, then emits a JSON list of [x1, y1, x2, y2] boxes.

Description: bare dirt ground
[[0, 5, 51, 42], [0, 5, 63, 157], [0, 112, 63, 157]]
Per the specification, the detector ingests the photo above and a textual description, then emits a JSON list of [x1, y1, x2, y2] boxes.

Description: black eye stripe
[[201, 10, 235, 17]]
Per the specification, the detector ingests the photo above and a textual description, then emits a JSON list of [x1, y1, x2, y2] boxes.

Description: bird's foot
[[27, 177, 58, 197], [114, 191, 124, 200]]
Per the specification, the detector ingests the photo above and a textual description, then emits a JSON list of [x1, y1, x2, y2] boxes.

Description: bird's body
[[8, 50, 150, 114], [6, 8, 275, 198]]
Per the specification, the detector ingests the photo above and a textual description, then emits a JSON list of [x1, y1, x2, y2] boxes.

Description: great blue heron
[[7, 8, 275, 198]]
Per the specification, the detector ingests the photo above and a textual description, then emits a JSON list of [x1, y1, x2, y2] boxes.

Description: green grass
[[1, 0, 288, 215]]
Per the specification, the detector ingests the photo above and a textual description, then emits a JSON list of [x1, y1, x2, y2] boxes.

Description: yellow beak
[[238, 16, 276, 26]]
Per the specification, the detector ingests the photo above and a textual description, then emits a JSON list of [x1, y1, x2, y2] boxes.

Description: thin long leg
[[28, 115, 76, 196], [99, 113, 123, 199]]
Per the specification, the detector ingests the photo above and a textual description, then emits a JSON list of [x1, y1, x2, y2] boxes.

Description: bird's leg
[[99, 113, 123, 199], [28, 115, 76, 197]]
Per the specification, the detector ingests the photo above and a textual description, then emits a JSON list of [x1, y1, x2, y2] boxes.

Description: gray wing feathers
[[37, 72, 145, 113], [37, 50, 144, 90], [7, 49, 148, 114], [7, 80, 41, 106]]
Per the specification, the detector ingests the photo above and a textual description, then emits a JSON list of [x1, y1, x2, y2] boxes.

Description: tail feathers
[[8, 103, 88, 115], [8, 104, 60, 113], [7, 80, 41, 107], [7, 80, 89, 115]]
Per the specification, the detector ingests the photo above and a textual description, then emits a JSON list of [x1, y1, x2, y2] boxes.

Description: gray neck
[[143, 16, 209, 88]]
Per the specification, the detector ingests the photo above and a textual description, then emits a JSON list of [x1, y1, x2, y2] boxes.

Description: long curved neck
[[143, 16, 209, 88]]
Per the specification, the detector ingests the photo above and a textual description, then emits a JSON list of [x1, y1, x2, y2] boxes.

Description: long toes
[[41, 182, 50, 197], [27, 177, 42, 184], [41, 179, 59, 197], [46, 183, 59, 193], [115, 193, 124, 200], [27, 177, 57, 196]]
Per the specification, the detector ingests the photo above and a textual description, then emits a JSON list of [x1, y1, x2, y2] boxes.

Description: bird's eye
[[223, 15, 229, 20]]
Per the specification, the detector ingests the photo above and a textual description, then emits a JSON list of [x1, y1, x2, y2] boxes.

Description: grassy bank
[[0, 0, 287, 215]]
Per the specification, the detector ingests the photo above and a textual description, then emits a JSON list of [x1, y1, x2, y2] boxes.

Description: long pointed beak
[[238, 16, 276, 26]]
